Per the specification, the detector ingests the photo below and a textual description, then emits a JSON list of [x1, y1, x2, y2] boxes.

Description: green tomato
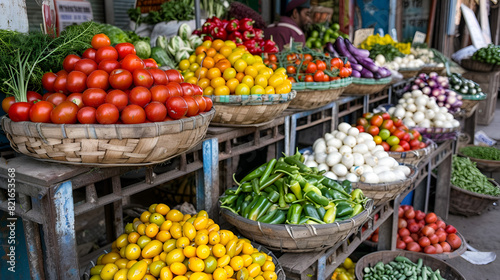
[[386, 135, 400, 146], [331, 23, 340, 31], [379, 129, 391, 141]]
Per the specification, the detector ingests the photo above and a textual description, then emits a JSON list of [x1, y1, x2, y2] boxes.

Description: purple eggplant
[[373, 72, 383, 79], [360, 68, 374, 78], [345, 39, 370, 58], [324, 42, 340, 57], [350, 63, 364, 72], [378, 67, 391, 77], [334, 37, 358, 64], [357, 57, 379, 73], [351, 69, 362, 78]]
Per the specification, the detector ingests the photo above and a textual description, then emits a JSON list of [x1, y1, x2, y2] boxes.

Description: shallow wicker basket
[[355, 251, 466, 280], [410, 126, 459, 143], [420, 65, 445, 75], [388, 138, 437, 166], [398, 68, 421, 79], [289, 88, 344, 109], [1, 109, 214, 166], [220, 199, 373, 252], [458, 145, 500, 172], [343, 77, 392, 95], [461, 58, 494, 72], [208, 92, 295, 125], [449, 180, 500, 216], [352, 164, 418, 206]]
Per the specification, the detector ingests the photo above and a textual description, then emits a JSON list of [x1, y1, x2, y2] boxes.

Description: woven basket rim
[[352, 163, 418, 190], [351, 76, 392, 85], [387, 137, 437, 160], [208, 91, 296, 105], [450, 179, 500, 200], [458, 145, 500, 167], [461, 58, 494, 72]]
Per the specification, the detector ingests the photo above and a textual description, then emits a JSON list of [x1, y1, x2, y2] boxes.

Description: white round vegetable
[[395, 165, 411, 176], [412, 90, 423, 98], [378, 157, 396, 168], [313, 141, 326, 154], [374, 150, 389, 159], [341, 154, 354, 169], [403, 118, 416, 128], [362, 165, 373, 173], [371, 145, 385, 153], [366, 140, 377, 151], [332, 164, 348, 177], [326, 152, 342, 166], [403, 92, 412, 99], [335, 131, 347, 141], [327, 138, 343, 149], [324, 133, 334, 141], [312, 138, 325, 150], [346, 173, 359, 182], [337, 122, 351, 134], [361, 172, 379, 184], [347, 127, 360, 137], [352, 153, 365, 166], [352, 143, 368, 154], [378, 171, 396, 183], [339, 145, 352, 155], [318, 163, 329, 172], [315, 152, 327, 164], [350, 165, 364, 176], [394, 107, 406, 118], [305, 160, 318, 168], [343, 136, 357, 148], [326, 146, 338, 154], [425, 109, 435, 119], [358, 132, 373, 142], [392, 169, 407, 181], [388, 107, 396, 115], [372, 165, 390, 174], [324, 171, 337, 180], [365, 155, 379, 167], [416, 105, 427, 112], [406, 104, 417, 113], [413, 111, 425, 123]]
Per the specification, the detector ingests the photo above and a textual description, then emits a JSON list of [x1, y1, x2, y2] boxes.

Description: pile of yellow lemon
[[88, 203, 279, 280], [178, 39, 291, 96]]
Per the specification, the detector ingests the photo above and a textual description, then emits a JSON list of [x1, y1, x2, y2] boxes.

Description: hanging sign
[[461, 4, 487, 49], [353, 28, 374, 47], [55, 0, 93, 35], [412, 31, 427, 44]]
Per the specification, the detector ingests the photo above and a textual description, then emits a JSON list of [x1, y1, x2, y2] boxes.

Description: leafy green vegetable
[[460, 146, 500, 161], [134, 41, 151, 59], [101, 24, 130, 45], [128, 0, 195, 25], [368, 44, 404, 62], [451, 155, 500, 196]]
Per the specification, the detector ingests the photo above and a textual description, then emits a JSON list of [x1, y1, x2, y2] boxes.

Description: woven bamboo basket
[[0, 109, 214, 166], [288, 87, 344, 109], [420, 66, 445, 75], [458, 145, 500, 172], [352, 164, 418, 206], [461, 58, 494, 72], [220, 199, 373, 252], [387, 138, 437, 166], [398, 68, 420, 79], [343, 77, 392, 95], [450, 179, 500, 216], [355, 251, 466, 280]]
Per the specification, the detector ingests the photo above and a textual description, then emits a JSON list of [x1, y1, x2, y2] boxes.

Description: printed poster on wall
[[55, 0, 93, 35]]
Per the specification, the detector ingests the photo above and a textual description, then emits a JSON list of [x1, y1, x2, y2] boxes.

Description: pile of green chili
[[459, 146, 500, 161], [451, 155, 500, 196], [219, 151, 369, 225], [363, 256, 446, 280]]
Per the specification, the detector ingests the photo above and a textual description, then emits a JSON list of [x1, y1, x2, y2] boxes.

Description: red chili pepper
[[210, 26, 227, 40], [239, 18, 254, 32], [253, 29, 264, 40], [228, 31, 243, 44], [242, 30, 255, 41], [227, 19, 240, 32], [210, 16, 223, 27]]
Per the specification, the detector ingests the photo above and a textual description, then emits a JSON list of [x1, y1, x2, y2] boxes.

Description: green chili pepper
[[259, 159, 277, 186], [298, 216, 309, 224], [257, 208, 278, 223], [329, 189, 350, 200], [240, 182, 253, 193], [316, 206, 326, 220], [303, 174, 321, 185], [221, 194, 238, 205], [287, 204, 303, 224], [275, 178, 287, 208], [288, 180, 303, 200], [266, 190, 280, 203], [342, 179, 352, 193], [335, 202, 354, 218], [273, 161, 300, 176], [305, 191, 329, 206], [243, 195, 260, 218], [306, 216, 326, 224], [323, 204, 337, 223], [284, 193, 297, 203], [303, 203, 321, 221], [220, 205, 239, 214], [324, 201, 336, 210], [284, 156, 312, 173], [259, 173, 284, 191], [290, 173, 308, 188], [292, 149, 301, 160], [303, 183, 322, 196], [263, 185, 278, 193], [351, 203, 364, 217], [235, 194, 245, 212], [269, 210, 287, 224], [225, 189, 237, 195], [248, 196, 270, 221], [350, 189, 365, 203], [322, 177, 351, 198], [240, 162, 268, 183], [252, 178, 261, 195], [321, 187, 333, 199], [239, 201, 249, 216]]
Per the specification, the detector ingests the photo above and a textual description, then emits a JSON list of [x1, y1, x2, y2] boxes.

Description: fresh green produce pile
[[459, 146, 500, 161], [362, 256, 447, 280], [306, 22, 348, 49], [448, 73, 485, 96], [219, 151, 369, 225], [472, 44, 500, 65], [156, 24, 203, 66], [368, 44, 404, 62], [451, 155, 500, 196]]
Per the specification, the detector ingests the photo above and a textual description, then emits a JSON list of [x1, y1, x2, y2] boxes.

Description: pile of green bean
[[363, 256, 446, 280], [451, 155, 500, 196], [459, 146, 500, 161]]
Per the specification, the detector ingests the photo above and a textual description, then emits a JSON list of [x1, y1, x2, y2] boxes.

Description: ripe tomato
[[339, 67, 351, 78], [305, 62, 317, 73], [380, 119, 394, 131], [109, 69, 133, 90], [166, 96, 188, 119], [400, 140, 411, 151], [183, 96, 199, 117], [390, 145, 404, 152], [150, 85, 171, 104], [370, 115, 383, 127], [313, 70, 325, 82], [192, 85, 203, 95], [96, 103, 119, 124], [98, 59, 121, 74], [2, 96, 16, 113], [316, 60, 327, 71], [63, 54, 81, 72], [53, 75, 69, 95], [82, 88, 107, 108], [180, 83, 196, 96], [46, 93, 67, 106], [95, 46, 118, 64], [66, 93, 84, 109], [304, 75, 314, 82], [165, 82, 183, 97], [91, 34, 111, 49], [204, 96, 213, 112], [50, 101, 78, 124], [87, 70, 109, 90], [26, 91, 42, 103], [8, 102, 32, 122], [381, 141, 390, 151], [133, 69, 154, 88], [145, 102, 167, 122], [74, 59, 98, 76], [367, 125, 379, 136], [121, 104, 146, 124], [286, 65, 296, 74], [143, 58, 158, 69], [165, 69, 184, 83], [29, 101, 54, 123], [77, 107, 97, 124], [115, 42, 136, 60], [66, 71, 87, 93], [129, 86, 152, 107], [193, 95, 206, 112], [82, 48, 97, 60], [149, 68, 169, 85], [105, 90, 128, 111], [42, 72, 58, 92], [392, 129, 406, 140], [121, 54, 144, 73], [330, 58, 344, 69]]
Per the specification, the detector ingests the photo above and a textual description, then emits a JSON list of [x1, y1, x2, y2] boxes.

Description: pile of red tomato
[[354, 112, 427, 152], [3, 34, 212, 124]]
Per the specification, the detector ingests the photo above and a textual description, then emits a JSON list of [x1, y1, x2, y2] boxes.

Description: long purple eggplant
[[345, 39, 370, 58], [334, 37, 358, 64], [357, 57, 379, 73], [351, 69, 362, 78], [349, 63, 364, 72], [324, 42, 340, 57]]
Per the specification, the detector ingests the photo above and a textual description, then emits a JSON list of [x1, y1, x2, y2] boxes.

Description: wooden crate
[[463, 70, 500, 125]]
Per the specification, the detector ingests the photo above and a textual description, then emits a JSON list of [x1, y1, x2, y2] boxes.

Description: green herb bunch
[[368, 44, 404, 62]]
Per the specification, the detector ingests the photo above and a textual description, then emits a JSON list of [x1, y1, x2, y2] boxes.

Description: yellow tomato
[[235, 268, 249, 280], [261, 260, 275, 272], [217, 255, 231, 268], [188, 257, 205, 272], [250, 85, 265, 95], [212, 39, 225, 51], [186, 76, 198, 85], [206, 68, 222, 80], [127, 260, 148, 280], [101, 252, 121, 265], [115, 234, 129, 249], [145, 223, 160, 238], [203, 256, 217, 274], [190, 272, 209, 280], [149, 204, 158, 213], [275, 84, 290, 94], [176, 236, 190, 249], [241, 53, 256, 65], [264, 86, 275, 95], [90, 265, 105, 275], [262, 271, 277, 280], [208, 231, 221, 245], [202, 56, 215, 69], [229, 256, 244, 271], [203, 86, 214, 96], [258, 68, 273, 79], [224, 40, 237, 49], [124, 223, 135, 234], [213, 268, 227, 280], [219, 46, 233, 57], [233, 59, 248, 73], [142, 240, 163, 259], [244, 66, 258, 78], [241, 75, 254, 88], [197, 78, 211, 89], [254, 75, 268, 88], [179, 59, 190, 71], [193, 216, 209, 230], [196, 53, 206, 65], [241, 254, 253, 267], [223, 265, 234, 278], [242, 243, 254, 255], [214, 85, 230, 96], [188, 54, 197, 64], [247, 263, 261, 278], [274, 68, 287, 76], [114, 258, 128, 269], [195, 232, 209, 246], [112, 268, 127, 280], [160, 266, 174, 280], [196, 244, 211, 259], [223, 68, 237, 80], [140, 211, 152, 223], [170, 223, 183, 239], [210, 77, 226, 88], [195, 67, 208, 79], [227, 53, 243, 65], [184, 71, 195, 80], [253, 62, 266, 71], [150, 260, 168, 277], [201, 40, 212, 49], [226, 78, 240, 94], [170, 262, 187, 275], [125, 244, 141, 260], [189, 63, 200, 72], [166, 248, 185, 266], [251, 253, 266, 266], [183, 222, 197, 241], [253, 55, 263, 64], [163, 239, 177, 254]]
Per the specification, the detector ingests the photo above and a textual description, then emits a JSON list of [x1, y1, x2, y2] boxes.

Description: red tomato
[[366, 125, 379, 136], [380, 119, 393, 130], [390, 145, 404, 152], [53, 75, 69, 95], [98, 59, 121, 74], [66, 71, 87, 93], [82, 48, 97, 60], [193, 95, 207, 112], [305, 62, 317, 74], [95, 103, 119, 124], [330, 57, 343, 69], [381, 112, 391, 120], [316, 60, 327, 71], [121, 104, 146, 124], [425, 212, 437, 224], [63, 54, 81, 73], [2, 96, 16, 113], [166, 96, 188, 119], [192, 85, 203, 96], [435, 231, 447, 243], [356, 125, 365, 132], [400, 140, 411, 151], [398, 218, 407, 229], [304, 75, 314, 82], [398, 228, 410, 237], [410, 233, 419, 242], [144, 101, 167, 122], [392, 117, 403, 127], [286, 65, 296, 74], [132, 69, 154, 88], [204, 96, 213, 112], [165, 82, 183, 97], [109, 69, 133, 90], [401, 235, 413, 244], [148, 69, 168, 85], [440, 241, 451, 252], [129, 86, 152, 107], [180, 83, 196, 96], [121, 54, 144, 73], [429, 234, 440, 245], [105, 90, 128, 111], [41, 72, 58, 92], [410, 139, 421, 149], [143, 58, 158, 68], [66, 93, 84, 109], [165, 69, 184, 83], [150, 85, 171, 104], [418, 236, 430, 248], [381, 141, 390, 151], [77, 107, 97, 124], [50, 101, 78, 124], [8, 102, 32, 122], [339, 67, 351, 78], [56, 70, 68, 77], [398, 206, 405, 217], [115, 43, 136, 60], [29, 101, 54, 123], [95, 46, 118, 64], [82, 88, 107, 108], [313, 70, 325, 82], [414, 210, 426, 221], [183, 96, 199, 117], [74, 59, 98, 76], [396, 239, 406, 250], [423, 245, 436, 254], [91, 34, 111, 49], [46, 93, 68, 106], [356, 117, 368, 127], [406, 241, 421, 252], [27, 91, 42, 103], [434, 244, 444, 254], [445, 225, 457, 234], [87, 70, 109, 90], [404, 209, 415, 219], [407, 222, 419, 233], [421, 226, 435, 237], [370, 115, 383, 127]]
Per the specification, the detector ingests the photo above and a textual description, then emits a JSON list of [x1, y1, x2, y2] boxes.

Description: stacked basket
[[343, 76, 392, 95], [289, 77, 352, 109]]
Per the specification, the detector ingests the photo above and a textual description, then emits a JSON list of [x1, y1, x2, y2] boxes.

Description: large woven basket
[[387, 138, 437, 166], [343, 77, 392, 95], [1, 109, 214, 166], [220, 199, 373, 252], [355, 251, 466, 280], [208, 92, 295, 125], [420, 65, 445, 75], [288, 88, 343, 109], [352, 164, 418, 206], [450, 179, 500, 216], [458, 145, 500, 172], [398, 68, 421, 79], [461, 58, 494, 72]]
